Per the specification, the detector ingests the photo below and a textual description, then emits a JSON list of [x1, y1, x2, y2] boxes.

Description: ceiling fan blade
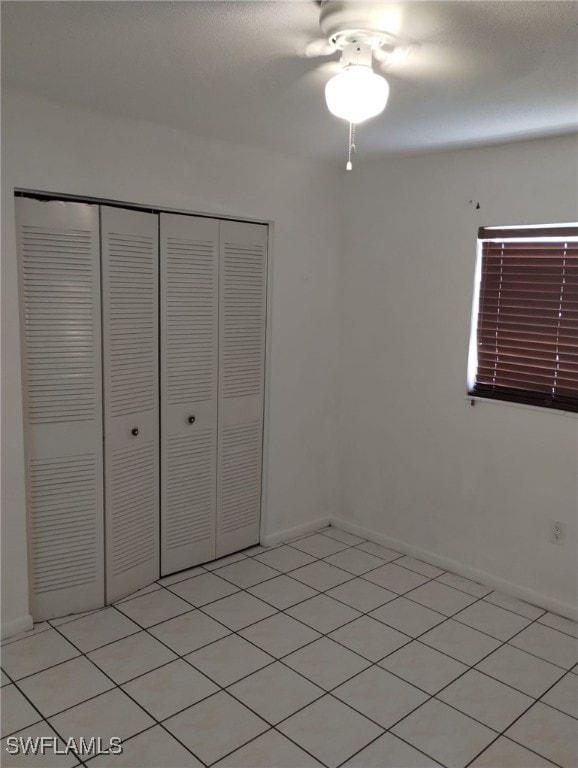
[[295, 59, 343, 88], [376, 42, 489, 88], [295, 37, 336, 59]]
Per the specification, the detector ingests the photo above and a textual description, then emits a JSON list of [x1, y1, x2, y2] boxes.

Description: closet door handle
[[131, 427, 139, 437], [187, 415, 196, 425]]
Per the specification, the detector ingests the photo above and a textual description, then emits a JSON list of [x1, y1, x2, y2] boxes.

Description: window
[[467, 224, 578, 413]]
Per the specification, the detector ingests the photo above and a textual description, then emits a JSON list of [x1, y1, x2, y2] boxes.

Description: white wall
[[338, 135, 578, 618], [1, 90, 342, 632]]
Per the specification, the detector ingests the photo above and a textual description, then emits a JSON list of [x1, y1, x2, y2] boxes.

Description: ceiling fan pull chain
[[346, 121, 356, 171]]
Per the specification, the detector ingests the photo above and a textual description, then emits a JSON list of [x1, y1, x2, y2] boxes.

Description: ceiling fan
[[301, 0, 468, 168]]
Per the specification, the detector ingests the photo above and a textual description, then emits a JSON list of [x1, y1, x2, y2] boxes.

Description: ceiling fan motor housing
[[319, 0, 397, 52]]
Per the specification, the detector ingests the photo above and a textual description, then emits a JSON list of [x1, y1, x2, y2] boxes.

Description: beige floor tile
[[542, 673, 578, 718], [483, 592, 545, 620], [278, 694, 382, 768], [364, 564, 429, 594], [114, 582, 161, 602], [214, 729, 324, 767], [322, 528, 365, 546], [49, 688, 154, 756], [510, 623, 578, 669], [287, 594, 361, 634], [505, 702, 578, 767], [123, 659, 218, 720], [49, 608, 102, 627], [327, 579, 396, 613], [436, 573, 492, 598], [392, 699, 495, 768], [370, 597, 446, 637], [157, 566, 205, 586], [89, 725, 202, 767], [1, 623, 51, 647], [239, 613, 320, 658], [229, 662, 323, 724], [538, 612, 578, 638], [470, 736, 557, 767], [379, 640, 467, 694], [18, 657, 113, 718], [476, 644, 565, 698], [284, 638, 370, 690], [167, 572, 239, 606], [116, 589, 192, 628], [248, 575, 318, 610], [330, 616, 410, 662], [342, 731, 442, 767], [355, 542, 402, 561], [216, 559, 279, 588], [323, 549, 385, 576], [202, 592, 276, 631], [203, 553, 247, 571], [1, 685, 42, 737], [290, 561, 352, 591], [1, 670, 11, 687], [148, 609, 230, 654], [185, 634, 273, 687], [164, 691, 268, 765], [420, 619, 501, 666], [1, 630, 79, 681], [57, 608, 139, 652], [407, 582, 477, 617], [253, 545, 316, 573], [334, 667, 428, 728], [454, 600, 531, 641], [395, 557, 444, 578], [290, 534, 349, 558], [438, 669, 533, 730], [87, 630, 177, 684]]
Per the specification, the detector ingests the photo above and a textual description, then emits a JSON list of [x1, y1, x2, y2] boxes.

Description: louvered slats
[[21, 226, 97, 423], [223, 243, 266, 399], [108, 233, 157, 416], [166, 430, 215, 549], [166, 238, 217, 404], [220, 422, 262, 534], [29, 455, 100, 593], [109, 442, 157, 575]]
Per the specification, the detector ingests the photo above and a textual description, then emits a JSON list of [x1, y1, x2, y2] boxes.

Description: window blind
[[469, 225, 578, 413]]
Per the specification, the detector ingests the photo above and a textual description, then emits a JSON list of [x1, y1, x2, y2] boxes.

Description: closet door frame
[[15, 191, 274, 609]]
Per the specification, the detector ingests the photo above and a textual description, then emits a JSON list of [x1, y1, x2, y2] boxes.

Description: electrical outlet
[[549, 520, 565, 545]]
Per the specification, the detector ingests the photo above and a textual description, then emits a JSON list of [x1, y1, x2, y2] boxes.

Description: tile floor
[[1, 526, 577, 768]]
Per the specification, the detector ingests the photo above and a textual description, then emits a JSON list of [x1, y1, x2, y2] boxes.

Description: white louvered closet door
[[16, 198, 104, 620], [101, 206, 159, 602], [216, 220, 268, 557], [160, 214, 219, 574]]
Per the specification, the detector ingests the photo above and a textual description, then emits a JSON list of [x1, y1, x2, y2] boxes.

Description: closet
[[16, 195, 268, 620]]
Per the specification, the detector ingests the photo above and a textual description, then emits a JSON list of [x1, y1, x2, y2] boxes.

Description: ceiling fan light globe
[[325, 65, 389, 123]]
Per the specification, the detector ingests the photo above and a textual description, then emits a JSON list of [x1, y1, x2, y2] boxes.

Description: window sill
[[465, 394, 578, 419]]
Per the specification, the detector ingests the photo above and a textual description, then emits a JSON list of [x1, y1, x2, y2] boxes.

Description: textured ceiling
[[2, 1, 577, 164]]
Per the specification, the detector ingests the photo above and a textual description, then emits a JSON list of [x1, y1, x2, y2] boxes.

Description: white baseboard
[[332, 516, 578, 622], [1, 614, 33, 640], [262, 516, 331, 548]]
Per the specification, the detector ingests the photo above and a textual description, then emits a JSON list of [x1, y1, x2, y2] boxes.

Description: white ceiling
[[2, 1, 577, 164]]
